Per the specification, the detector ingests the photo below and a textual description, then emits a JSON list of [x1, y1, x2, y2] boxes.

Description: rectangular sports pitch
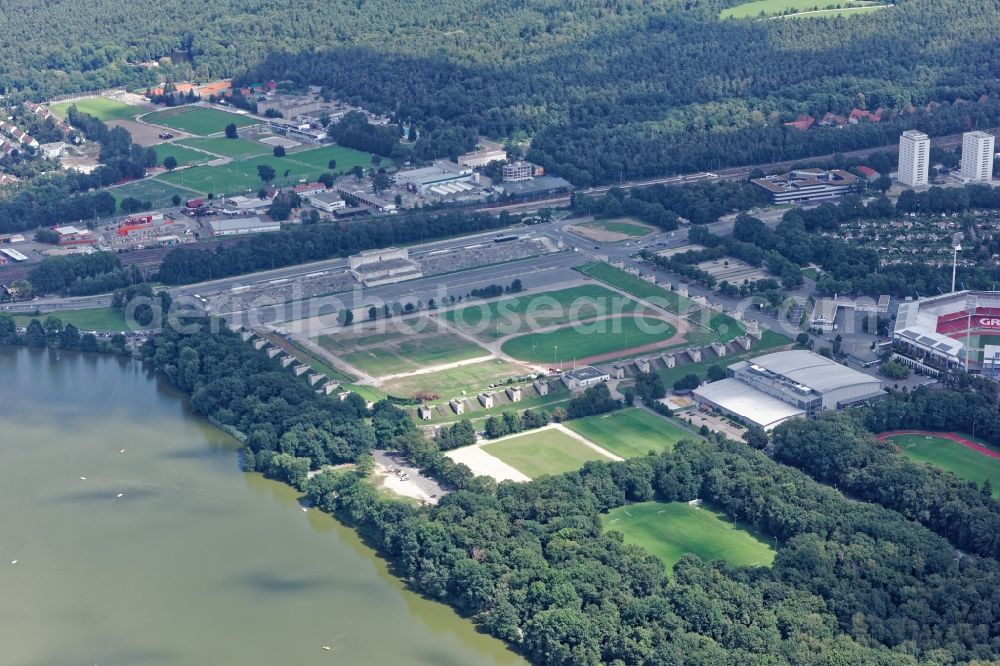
[[108, 178, 196, 208], [884, 433, 1000, 496], [142, 107, 257, 136], [500, 313, 676, 363], [50, 97, 143, 121], [152, 143, 211, 168], [176, 137, 271, 159], [482, 428, 613, 478], [379, 359, 529, 400], [565, 408, 697, 458], [602, 501, 776, 572]]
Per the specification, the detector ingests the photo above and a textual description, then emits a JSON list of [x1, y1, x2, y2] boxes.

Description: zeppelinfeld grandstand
[[893, 290, 1000, 375]]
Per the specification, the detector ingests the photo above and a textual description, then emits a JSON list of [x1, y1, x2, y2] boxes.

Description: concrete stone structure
[[506, 386, 523, 402], [687, 348, 702, 363], [711, 342, 728, 357], [533, 379, 549, 396], [478, 392, 495, 408], [449, 399, 465, 415], [418, 405, 434, 420], [661, 353, 676, 368], [635, 358, 651, 373]]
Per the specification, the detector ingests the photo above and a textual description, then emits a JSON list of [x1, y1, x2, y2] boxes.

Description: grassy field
[[720, 0, 880, 18], [285, 340, 354, 383], [107, 178, 196, 208], [566, 408, 697, 457], [13, 307, 133, 331], [577, 262, 695, 314], [483, 428, 612, 478], [176, 137, 271, 159], [683, 312, 747, 347], [445, 284, 640, 340], [156, 143, 373, 196], [142, 107, 257, 136], [417, 386, 572, 425], [287, 144, 376, 174], [380, 359, 530, 399], [340, 333, 489, 377], [501, 314, 676, 363], [657, 329, 792, 386], [50, 97, 143, 121], [884, 433, 1000, 496], [152, 143, 211, 168], [602, 501, 776, 572]]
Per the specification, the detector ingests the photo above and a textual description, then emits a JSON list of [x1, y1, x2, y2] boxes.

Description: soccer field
[[501, 314, 676, 363], [176, 137, 271, 159], [288, 144, 376, 174], [602, 501, 776, 572], [143, 107, 257, 136], [339, 333, 489, 377], [883, 433, 1000, 496], [50, 97, 143, 121], [566, 408, 697, 457], [107, 178, 196, 208], [380, 359, 529, 399], [152, 143, 211, 168], [483, 428, 613, 478], [446, 284, 639, 340]]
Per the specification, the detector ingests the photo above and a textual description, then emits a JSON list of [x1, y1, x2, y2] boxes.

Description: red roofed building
[[849, 108, 882, 123], [784, 116, 815, 131], [292, 182, 327, 196], [820, 112, 848, 127], [856, 166, 880, 181]]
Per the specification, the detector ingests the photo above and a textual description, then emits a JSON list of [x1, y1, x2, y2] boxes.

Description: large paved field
[[501, 313, 677, 363], [50, 97, 144, 121], [482, 428, 613, 478], [380, 359, 529, 399], [602, 501, 776, 572], [106, 178, 197, 208], [565, 408, 696, 458], [880, 432, 1000, 496], [445, 284, 639, 340], [143, 107, 257, 136]]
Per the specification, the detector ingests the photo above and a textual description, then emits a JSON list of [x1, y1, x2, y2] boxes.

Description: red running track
[[875, 430, 1000, 461]]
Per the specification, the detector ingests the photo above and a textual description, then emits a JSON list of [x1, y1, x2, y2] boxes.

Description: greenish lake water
[[0, 347, 524, 665]]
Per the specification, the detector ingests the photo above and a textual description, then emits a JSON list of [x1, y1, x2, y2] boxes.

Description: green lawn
[[107, 178, 197, 208], [445, 284, 639, 340], [501, 314, 676, 363], [156, 166, 252, 197], [142, 107, 257, 136], [285, 340, 354, 383], [657, 329, 792, 387], [884, 433, 1000, 496], [13, 308, 134, 331], [380, 359, 530, 400], [576, 218, 656, 238], [483, 428, 613, 478], [288, 144, 378, 174], [50, 97, 143, 121], [176, 137, 271, 159], [340, 333, 489, 377], [152, 143, 211, 168], [577, 262, 695, 314], [602, 501, 776, 572], [682, 312, 747, 347], [720, 0, 879, 18], [566, 408, 697, 457], [416, 385, 571, 425]]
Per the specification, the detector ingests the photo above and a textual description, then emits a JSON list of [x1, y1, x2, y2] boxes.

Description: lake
[[0, 346, 524, 665]]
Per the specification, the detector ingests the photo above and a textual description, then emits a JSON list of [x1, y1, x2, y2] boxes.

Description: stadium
[[893, 291, 1000, 375]]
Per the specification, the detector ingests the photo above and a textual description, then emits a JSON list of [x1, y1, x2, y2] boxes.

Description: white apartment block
[[898, 130, 930, 187], [959, 131, 995, 183]]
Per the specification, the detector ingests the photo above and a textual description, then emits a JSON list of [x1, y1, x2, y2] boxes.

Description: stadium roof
[[748, 350, 880, 394], [693, 378, 805, 430]]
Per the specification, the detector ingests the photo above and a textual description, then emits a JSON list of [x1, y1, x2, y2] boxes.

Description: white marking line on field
[[657, 510, 666, 514], [550, 423, 623, 461], [624, 510, 632, 517]]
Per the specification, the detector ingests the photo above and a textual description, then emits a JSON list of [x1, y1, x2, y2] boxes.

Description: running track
[[875, 430, 1000, 461]]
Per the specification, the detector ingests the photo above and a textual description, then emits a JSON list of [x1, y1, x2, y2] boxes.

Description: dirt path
[[875, 430, 1000, 461], [446, 443, 531, 482]]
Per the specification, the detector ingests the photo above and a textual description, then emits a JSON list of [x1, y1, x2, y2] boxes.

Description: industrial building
[[561, 366, 610, 391], [892, 290, 1000, 375], [51, 225, 97, 246], [459, 149, 507, 168], [958, 131, 995, 183], [309, 191, 347, 212], [898, 130, 930, 187], [257, 95, 324, 118], [750, 169, 860, 204], [208, 216, 281, 236], [498, 175, 572, 200], [396, 161, 476, 194], [692, 350, 884, 430], [502, 161, 535, 183]]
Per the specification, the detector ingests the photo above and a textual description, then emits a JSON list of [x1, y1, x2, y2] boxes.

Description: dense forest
[[134, 320, 1000, 664], [1, 0, 998, 184]]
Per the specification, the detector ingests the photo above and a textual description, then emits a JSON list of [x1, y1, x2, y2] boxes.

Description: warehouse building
[[498, 175, 572, 200], [693, 350, 884, 430], [208, 216, 281, 236], [396, 161, 476, 193], [561, 366, 610, 391]]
